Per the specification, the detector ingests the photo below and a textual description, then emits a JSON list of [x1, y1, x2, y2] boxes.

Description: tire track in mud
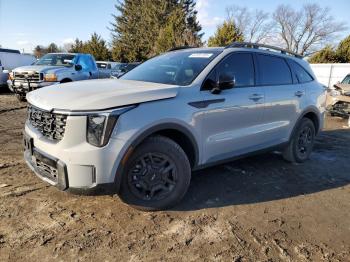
[[0, 106, 27, 115]]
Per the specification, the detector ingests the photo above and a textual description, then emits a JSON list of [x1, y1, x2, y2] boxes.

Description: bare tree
[[226, 6, 273, 43], [273, 4, 347, 55]]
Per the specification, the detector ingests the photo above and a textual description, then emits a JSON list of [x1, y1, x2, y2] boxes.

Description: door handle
[[295, 90, 305, 97], [249, 94, 264, 101]]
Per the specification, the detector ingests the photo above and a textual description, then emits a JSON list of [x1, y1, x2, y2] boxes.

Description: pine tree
[[208, 20, 244, 47], [308, 46, 339, 63], [336, 35, 350, 63], [110, 0, 203, 62], [69, 38, 85, 53], [47, 43, 60, 53], [84, 33, 111, 60]]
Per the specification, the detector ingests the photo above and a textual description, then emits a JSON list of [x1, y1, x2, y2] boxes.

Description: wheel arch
[[290, 107, 321, 141], [128, 123, 200, 169], [60, 78, 72, 83]]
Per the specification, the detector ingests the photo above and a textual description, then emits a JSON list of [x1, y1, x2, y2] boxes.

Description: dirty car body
[[23, 44, 326, 210], [327, 74, 350, 118]]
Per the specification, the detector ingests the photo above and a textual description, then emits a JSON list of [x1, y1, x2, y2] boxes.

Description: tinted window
[[257, 54, 292, 85], [121, 50, 221, 85], [217, 53, 255, 87], [290, 61, 313, 83]]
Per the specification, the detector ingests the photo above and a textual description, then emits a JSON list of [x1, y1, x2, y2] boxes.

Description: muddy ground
[[0, 92, 349, 261]]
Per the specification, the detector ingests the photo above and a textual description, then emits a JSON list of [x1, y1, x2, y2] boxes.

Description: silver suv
[[23, 43, 326, 210]]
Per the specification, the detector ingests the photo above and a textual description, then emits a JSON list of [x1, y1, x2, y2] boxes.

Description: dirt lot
[[0, 92, 350, 261]]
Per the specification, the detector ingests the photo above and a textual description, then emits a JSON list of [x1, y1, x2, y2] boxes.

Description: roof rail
[[168, 46, 194, 52], [226, 42, 303, 59]]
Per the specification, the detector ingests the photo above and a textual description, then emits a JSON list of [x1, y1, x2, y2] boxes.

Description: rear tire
[[283, 118, 316, 163], [119, 135, 191, 211]]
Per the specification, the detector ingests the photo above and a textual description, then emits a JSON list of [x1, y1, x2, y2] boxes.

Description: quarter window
[[257, 54, 292, 85], [290, 61, 313, 83]]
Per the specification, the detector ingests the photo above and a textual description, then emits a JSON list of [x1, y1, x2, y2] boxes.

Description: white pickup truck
[[8, 53, 101, 101]]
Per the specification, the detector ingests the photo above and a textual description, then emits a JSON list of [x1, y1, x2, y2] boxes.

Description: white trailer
[[310, 63, 350, 88], [0, 48, 36, 85]]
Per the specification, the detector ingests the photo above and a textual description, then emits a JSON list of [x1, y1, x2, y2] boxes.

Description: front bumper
[[24, 142, 69, 191], [23, 116, 129, 194], [7, 80, 58, 94]]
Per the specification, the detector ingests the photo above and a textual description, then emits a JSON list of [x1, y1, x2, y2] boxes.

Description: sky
[[0, 0, 349, 53]]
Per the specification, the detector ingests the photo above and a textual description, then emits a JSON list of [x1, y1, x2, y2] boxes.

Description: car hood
[[13, 65, 69, 74], [334, 83, 350, 93], [27, 79, 179, 111]]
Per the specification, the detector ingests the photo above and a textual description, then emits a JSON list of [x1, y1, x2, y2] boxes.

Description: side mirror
[[211, 74, 235, 94], [219, 74, 235, 89], [75, 64, 82, 71]]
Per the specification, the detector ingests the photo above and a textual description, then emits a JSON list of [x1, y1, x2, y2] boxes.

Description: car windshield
[[341, 75, 350, 84], [112, 63, 124, 70], [35, 54, 76, 66], [121, 50, 221, 85]]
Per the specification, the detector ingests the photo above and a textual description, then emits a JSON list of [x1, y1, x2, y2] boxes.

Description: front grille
[[28, 105, 67, 141], [14, 71, 42, 82], [35, 158, 58, 183]]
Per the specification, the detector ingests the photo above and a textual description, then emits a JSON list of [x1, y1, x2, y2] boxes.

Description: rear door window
[[257, 54, 292, 85]]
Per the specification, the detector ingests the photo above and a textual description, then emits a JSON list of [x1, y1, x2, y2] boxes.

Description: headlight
[[8, 72, 14, 80], [329, 90, 341, 97], [86, 106, 136, 147], [44, 73, 57, 82]]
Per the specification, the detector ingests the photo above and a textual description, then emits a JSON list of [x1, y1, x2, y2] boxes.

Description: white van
[[0, 48, 36, 86]]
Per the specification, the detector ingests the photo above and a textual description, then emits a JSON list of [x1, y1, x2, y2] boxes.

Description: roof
[[0, 48, 20, 54], [169, 46, 225, 53]]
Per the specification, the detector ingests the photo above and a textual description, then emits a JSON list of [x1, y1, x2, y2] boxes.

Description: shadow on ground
[[174, 128, 350, 211]]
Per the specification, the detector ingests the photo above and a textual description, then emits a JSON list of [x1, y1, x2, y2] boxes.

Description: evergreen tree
[[84, 33, 111, 60], [69, 38, 85, 53], [336, 35, 350, 63], [47, 43, 60, 53], [208, 20, 244, 47], [308, 46, 339, 63], [110, 0, 203, 62]]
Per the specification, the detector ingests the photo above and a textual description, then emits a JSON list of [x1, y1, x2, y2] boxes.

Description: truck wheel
[[119, 135, 191, 211], [283, 118, 316, 163], [15, 94, 26, 102]]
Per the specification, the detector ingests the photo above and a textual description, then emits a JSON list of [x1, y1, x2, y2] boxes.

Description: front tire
[[283, 118, 316, 163], [119, 135, 191, 211]]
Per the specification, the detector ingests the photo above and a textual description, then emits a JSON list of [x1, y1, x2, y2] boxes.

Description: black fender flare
[[289, 107, 322, 141], [113, 122, 200, 192]]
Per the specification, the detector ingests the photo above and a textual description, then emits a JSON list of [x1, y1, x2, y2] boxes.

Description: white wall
[[0, 52, 36, 85], [310, 63, 350, 88]]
